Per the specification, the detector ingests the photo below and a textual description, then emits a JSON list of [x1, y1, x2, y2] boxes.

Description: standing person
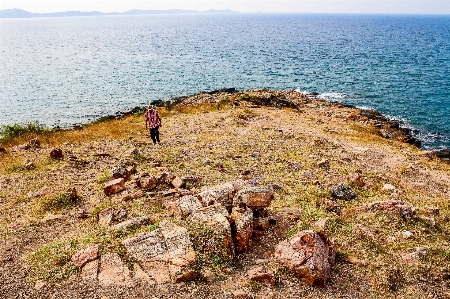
[[145, 105, 161, 144]]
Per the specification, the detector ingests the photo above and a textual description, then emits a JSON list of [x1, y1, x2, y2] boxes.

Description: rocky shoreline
[[146, 88, 447, 161]]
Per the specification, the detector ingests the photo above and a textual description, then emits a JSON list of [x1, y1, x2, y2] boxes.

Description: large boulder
[[230, 207, 254, 253], [198, 182, 235, 209], [274, 230, 336, 286], [98, 253, 132, 287], [232, 186, 274, 209], [122, 221, 197, 283], [187, 204, 235, 264], [166, 195, 203, 219]]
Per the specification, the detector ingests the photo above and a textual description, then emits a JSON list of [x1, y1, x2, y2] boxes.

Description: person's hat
[[146, 104, 155, 110]]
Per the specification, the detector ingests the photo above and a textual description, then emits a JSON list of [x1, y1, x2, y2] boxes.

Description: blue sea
[[0, 13, 449, 150]]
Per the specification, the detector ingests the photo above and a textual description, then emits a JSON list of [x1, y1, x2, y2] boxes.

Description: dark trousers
[[150, 126, 160, 144]]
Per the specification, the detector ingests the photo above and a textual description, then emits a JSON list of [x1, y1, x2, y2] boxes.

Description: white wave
[[317, 92, 347, 101]]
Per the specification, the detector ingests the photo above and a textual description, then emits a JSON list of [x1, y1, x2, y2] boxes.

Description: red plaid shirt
[[145, 109, 161, 129]]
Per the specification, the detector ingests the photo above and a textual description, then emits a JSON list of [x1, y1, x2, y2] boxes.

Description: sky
[[1, 0, 450, 15]]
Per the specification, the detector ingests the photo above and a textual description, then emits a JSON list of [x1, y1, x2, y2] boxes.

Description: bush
[[0, 121, 51, 142]]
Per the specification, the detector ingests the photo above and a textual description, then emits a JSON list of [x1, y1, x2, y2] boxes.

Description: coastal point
[[1, 89, 449, 298]]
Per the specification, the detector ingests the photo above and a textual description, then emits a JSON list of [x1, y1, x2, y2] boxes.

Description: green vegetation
[[0, 121, 52, 143]]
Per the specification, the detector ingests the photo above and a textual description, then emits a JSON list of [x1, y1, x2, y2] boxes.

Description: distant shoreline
[[0, 8, 238, 19]]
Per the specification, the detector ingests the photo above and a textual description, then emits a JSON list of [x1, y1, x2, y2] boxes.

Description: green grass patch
[[0, 121, 52, 143]]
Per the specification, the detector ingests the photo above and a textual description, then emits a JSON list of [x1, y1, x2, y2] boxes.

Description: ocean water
[[1, 13, 449, 150]]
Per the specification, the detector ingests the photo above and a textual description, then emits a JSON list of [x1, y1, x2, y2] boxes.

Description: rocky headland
[[0, 89, 449, 299]]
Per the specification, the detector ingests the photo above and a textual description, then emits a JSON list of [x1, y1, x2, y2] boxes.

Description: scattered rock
[[71, 244, 99, 268], [233, 186, 274, 209], [137, 176, 158, 191], [230, 207, 254, 253], [365, 200, 416, 220], [347, 172, 365, 187], [34, 280, 46, 290], [421, 216, 436, 227], [113, 208, 127, 222], [81, 259, 99, 280], [382, 184, 397, 193], [104, 178, 125, 195], [110, 216, 149, 231], [329, 183, 356, 201], [200, 269, 216, 282], [0, 147, 7, 154], [171, 176, 185, 188], [49, 148, 64, 159], [318, 159, 330, 169], [353, 224, 375, 241], [400, 252, 420, 265], [98, 207, 114, 226], [198, 182, 235, 208], [247, 266, 276, 285], [11, 143, 31, 152], [232, 289, 249, 299], [402, 230, 414, 240], [112, 167, 131, 181], [41, 213, 64, 223], [29, 138, 40, 148], [98, 253, 132, 287], [121, 189, 144, 201], [274, 230, 336, 286], [122, 221, 197, 283], [188, 204, 235, 261]]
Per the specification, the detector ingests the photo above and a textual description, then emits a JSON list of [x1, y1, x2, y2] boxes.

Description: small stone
[[318, 159, 330, 169], [49, 148, 64, 159], [104, 178, 125, 195], [0, 147, 7, 154], [11, 143, 31, 151], [353, 224, 375, 241], [138, 176, 158, 191], [200, 269, 216, 282], [98, 207, 114, 226], [77, 209, 89, 219], [347, 172, 365, 187], [30, 138, 40, 148], [171, 176, 185, 188], [81, 259, 99, 280], [71, 245, 99, 268], [329, 183, 357, 201], [25, 161, 35, 170], [247, 266, 275, 285], [402, 230, 413, 240], [382, 184, 397, 193], [110, 216, 149, 231], [41, 213, 64, 223], [34, 280, 46, 290], [113, 209, 127, 222], [112, 167, 131, 181]]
